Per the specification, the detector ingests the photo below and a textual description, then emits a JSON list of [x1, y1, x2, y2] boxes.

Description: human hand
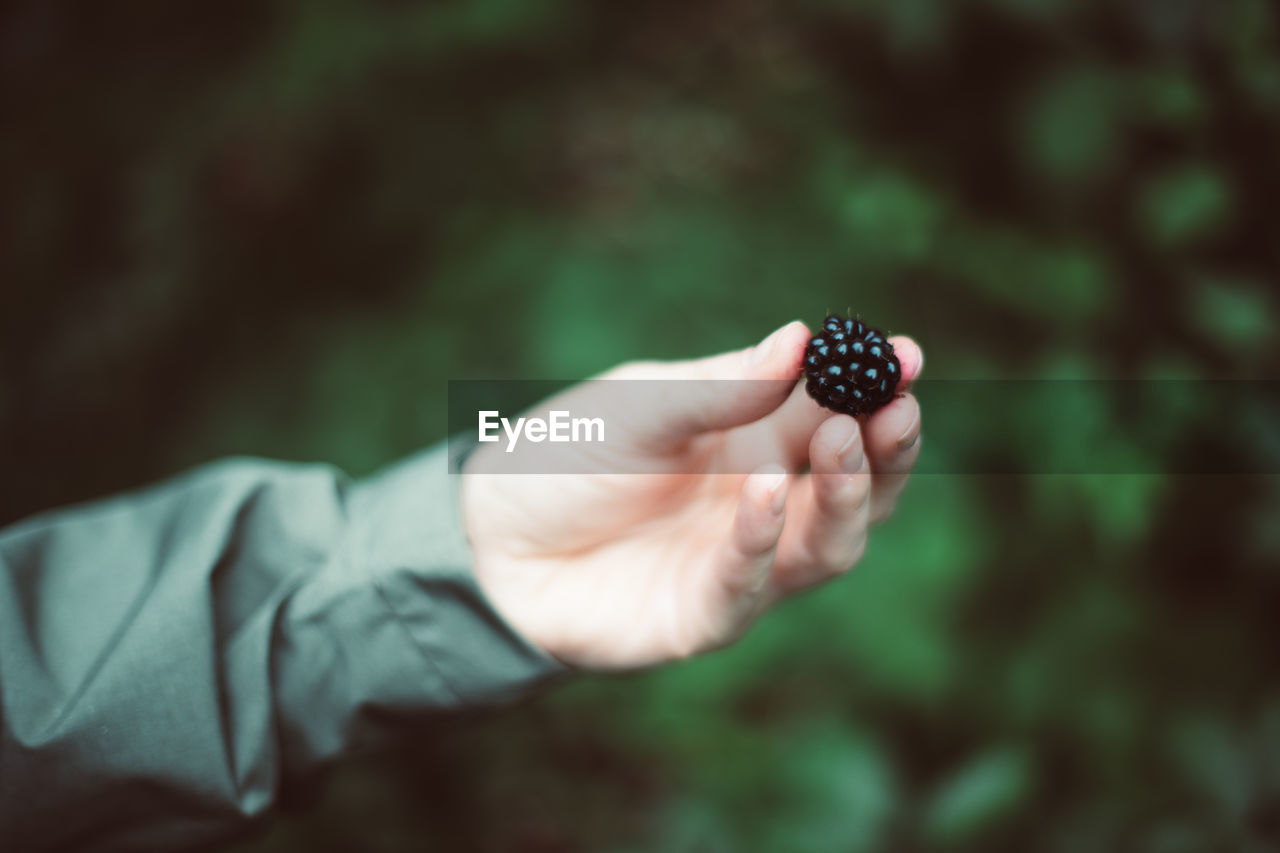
[[460, 321, 924, 670]]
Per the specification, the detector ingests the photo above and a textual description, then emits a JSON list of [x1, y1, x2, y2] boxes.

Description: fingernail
[[897, 407, 921, 452], [836, 422, 864, 472], [745, 322, 791, 368], [763, 470, 788, 513]]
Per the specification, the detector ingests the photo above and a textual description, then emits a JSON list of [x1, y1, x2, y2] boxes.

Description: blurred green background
[[4, 0, 1280, 850]]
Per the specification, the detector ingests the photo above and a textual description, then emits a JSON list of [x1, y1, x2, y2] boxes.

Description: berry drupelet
[[803, 315, 901, 417]]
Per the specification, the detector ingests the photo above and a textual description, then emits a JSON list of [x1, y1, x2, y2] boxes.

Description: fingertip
[[889, 336, 924, 385], [778, 319, 812, 341], [751, 320, 810, 381], [734, 465, 789, 560], [864, 392, 921, 461], [809, 414, 862, 474]]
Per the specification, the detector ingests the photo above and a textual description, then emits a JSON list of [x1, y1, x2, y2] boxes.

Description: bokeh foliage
[[3, 0, 1280, 850]]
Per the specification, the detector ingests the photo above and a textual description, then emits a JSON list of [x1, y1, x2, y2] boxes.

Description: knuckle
[[813, 540, 858, 576], [870, 498, 898, 525], [818, 530, 868, 575], [854, 479, 873, 509], [827, 557, 857, 577], [822, 474, 871, 513], [738, 531, 777, 560]]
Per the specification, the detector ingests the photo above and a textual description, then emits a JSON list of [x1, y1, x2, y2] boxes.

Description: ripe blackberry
[[803, 315, 901, 417]]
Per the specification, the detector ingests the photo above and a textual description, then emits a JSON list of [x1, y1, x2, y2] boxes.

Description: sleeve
[[0, 442, 568, 852]]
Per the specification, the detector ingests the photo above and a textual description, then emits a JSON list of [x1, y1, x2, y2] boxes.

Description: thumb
[[613, 320, 810, 448]]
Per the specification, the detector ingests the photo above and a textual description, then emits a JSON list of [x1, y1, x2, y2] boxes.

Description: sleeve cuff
[[345, 440, 570, 705]]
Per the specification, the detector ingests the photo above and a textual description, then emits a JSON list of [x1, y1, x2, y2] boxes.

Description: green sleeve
[[0, 442, 567, 851]]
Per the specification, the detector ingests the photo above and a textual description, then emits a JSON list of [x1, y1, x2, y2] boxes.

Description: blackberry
[[803, 315, 901, 417]]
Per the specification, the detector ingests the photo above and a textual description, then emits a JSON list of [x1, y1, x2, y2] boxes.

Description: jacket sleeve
[[0, 442, 567, 851]]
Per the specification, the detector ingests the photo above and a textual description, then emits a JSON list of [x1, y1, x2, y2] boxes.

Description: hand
[[460, 321, 924, 670]]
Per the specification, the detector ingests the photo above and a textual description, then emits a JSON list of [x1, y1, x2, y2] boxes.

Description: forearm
[[0, 444, 564, 851]]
